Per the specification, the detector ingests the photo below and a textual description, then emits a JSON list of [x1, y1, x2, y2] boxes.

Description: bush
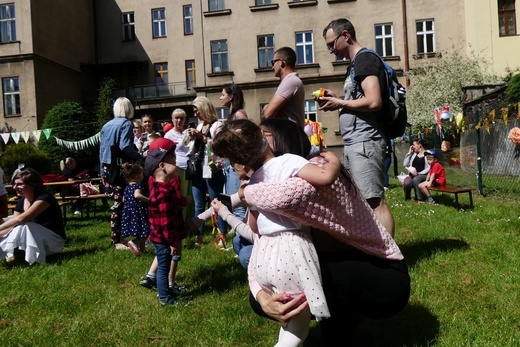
[[505, 73, 520, 104], [37, 101, 99, 172], [0, 143, 51, 179]]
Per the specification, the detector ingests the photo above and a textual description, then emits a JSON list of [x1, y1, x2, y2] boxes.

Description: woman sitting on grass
[[0, 168, 65, 264]]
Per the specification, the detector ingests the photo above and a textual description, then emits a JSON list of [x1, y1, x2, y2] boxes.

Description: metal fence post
[[475, 110, 484, 195]]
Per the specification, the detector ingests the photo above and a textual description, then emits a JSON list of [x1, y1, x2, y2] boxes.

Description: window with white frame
[[209, 0, 225, 11], [295, 31, 314, 65], [258, 34, 275, 68], [304, 100, 318, 122], [122, 12, 135, 41], [216, 107, 229, 120], [416, 19, 435, 54], [152, 8, 167, 38], [0, 3, 16, 43], [183, 5, 193, 35], [375, 23, 394, 57], [256, 0, 272, 5], [210, 40, 228, 73], [498, 0, 517, 36], [2, 77, 20, 116]]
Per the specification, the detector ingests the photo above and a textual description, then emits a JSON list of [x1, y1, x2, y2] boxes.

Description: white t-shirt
[[249, 154, 309, 235], [164, 129, 189, 170]]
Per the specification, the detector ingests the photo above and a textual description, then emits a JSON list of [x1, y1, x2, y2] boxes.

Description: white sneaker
[[74, 210, 81, 215], [217, 240, 224, 248]]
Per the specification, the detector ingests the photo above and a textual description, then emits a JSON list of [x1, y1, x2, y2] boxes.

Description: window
[[122, 12, 135, 41], [209, 0, 225, 11], [256, 0, 272, 4], [2, 77, 20, 116], [304, 100, 318, 122], [416, 19, 435, 54], [375, 23, 394, 57], [155, 63, 168, 85], [183, 5, 193, 35], [499, 0, 516, 36], [210, 40, 228, 73], [216, 107, 229, 120], [258, 35, 275, 68], [0, 3, 16, 43], [152, 8, 167, 38], [185, 60, 196, 88], [295, 31, 314, 64]]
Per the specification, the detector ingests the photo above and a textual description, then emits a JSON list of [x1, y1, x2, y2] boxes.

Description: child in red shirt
[[419, 150, 446, 203]]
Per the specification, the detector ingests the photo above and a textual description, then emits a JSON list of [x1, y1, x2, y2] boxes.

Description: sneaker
[[127, 241, 140, 256], [160, 297, 190, 307], [169, 282, 187, 295], [114, 243, 129, 250], [74, 210, 81, 216], [140, 275, 157, 290]]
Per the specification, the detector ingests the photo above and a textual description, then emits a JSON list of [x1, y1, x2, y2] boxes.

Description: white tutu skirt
[[250, 230, 330, 320], [0, 222, 65, 265]]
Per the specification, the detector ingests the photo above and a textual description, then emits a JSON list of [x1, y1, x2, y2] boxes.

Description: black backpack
[[349, 48, 409, 141]]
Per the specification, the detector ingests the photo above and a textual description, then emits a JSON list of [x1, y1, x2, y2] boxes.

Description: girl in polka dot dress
[[210, 120, 341, 347], [120, 163, 149, 256]]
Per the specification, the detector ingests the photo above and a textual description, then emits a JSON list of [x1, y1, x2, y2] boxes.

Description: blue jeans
[[232, 233, 253, 269], [383, 153, 392, 188], [224, 161, 246, 222], [191, 165, 227, 235], [154, 243, 174, 304]]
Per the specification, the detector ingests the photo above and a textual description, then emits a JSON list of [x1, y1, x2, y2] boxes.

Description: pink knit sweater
[[243, 156, 403, 260]]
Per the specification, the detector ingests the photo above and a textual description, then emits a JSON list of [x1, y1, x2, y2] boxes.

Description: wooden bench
[[57, 193, 108, 217], [427, 185, 475, 207], [8, 200, 72, 225]]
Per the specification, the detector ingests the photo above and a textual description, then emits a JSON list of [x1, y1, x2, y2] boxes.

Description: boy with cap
[[145, 137, 188, 305], [418, 150, 446, 203]]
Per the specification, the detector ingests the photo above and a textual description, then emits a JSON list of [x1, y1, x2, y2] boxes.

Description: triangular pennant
[[42, 128, 52, 139], [11, 132, 20, 144], [0, 133, 10, 144], [21, 131, 30, 143], [32, 130, 42, 142]]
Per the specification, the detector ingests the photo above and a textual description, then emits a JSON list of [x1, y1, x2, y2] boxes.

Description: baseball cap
[[145, 138, 176, 176], [148, 137, 176, 152], [425, 150, 438, 159]]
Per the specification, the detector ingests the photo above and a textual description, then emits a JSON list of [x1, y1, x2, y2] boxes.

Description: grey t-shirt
[[275, 72, 305, 128], [340, 51, 385, 146]]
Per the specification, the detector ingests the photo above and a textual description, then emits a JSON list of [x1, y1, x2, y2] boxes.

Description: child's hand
[[170, 245, 177, 255], [211, 199, 223, 213], [186, 195, 192, 204]]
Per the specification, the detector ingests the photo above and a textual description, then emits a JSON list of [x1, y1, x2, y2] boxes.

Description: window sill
[[413, 52, 439, 59], [254, 67, 274, 73], [332, 60, 350, 67], [296, 63, 320, 70], [4, 114, 21, 118], [327, 0, 356, 3], [203, 9, 232, 17], [0, 40, 20, 45], [207, 71, 235, 78], [152, 36, 167, 39], [288, 0, 318, 8], [250, 4, 279, 12]]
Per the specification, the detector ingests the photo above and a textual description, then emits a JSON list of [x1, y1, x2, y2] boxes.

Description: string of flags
[[0, 129, 100, 150]]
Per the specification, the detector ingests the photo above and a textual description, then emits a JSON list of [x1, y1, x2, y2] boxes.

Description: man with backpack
[[319, 18, 395, 237]]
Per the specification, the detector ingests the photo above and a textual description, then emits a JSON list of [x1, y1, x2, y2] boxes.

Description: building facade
[[1, 0, 518, 147]]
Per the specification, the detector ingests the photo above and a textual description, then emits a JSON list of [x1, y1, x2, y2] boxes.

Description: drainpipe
[[402, 0, 410, 87]]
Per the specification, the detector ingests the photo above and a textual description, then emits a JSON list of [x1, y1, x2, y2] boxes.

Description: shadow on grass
[[189, 260, 248, 295], [400, 238, 470, 268], [304, 303, 439, 346], [429, 193, 474, 210]]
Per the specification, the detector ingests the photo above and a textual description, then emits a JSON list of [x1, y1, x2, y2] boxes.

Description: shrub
[[0, 143, 51, 179], [37, 101, 99, 172], [505, 73, 520, 104]]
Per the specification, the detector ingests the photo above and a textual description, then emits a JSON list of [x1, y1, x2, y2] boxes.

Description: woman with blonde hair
[[187, 96, 226, 245], [99, 97, 142, 250]]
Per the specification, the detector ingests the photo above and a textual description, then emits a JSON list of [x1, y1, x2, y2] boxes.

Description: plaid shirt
[[147, 178, 186, 246]]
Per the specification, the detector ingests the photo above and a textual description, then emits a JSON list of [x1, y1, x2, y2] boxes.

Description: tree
[[505, 73, 520, 104], [95, 77, 117, 130], [38, 101, 98, 172], [406, 50, 502, 131]]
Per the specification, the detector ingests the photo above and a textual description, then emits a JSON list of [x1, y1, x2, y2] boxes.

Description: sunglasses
[[270, 58, 283, 66], [327, 33, 343, 52]]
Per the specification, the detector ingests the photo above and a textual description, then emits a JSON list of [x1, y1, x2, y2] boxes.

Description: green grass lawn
[[1, 181, 519, 346]]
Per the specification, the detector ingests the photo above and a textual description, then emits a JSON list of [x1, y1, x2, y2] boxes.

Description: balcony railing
[[116, 82, 196, 101]]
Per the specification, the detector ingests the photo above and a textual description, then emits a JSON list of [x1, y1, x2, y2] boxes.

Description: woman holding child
[[403, 139, 430, 201], [210, 119, 410, 346]]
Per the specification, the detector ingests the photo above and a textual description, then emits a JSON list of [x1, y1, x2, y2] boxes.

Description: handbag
[[80, 182, 100, 197], [185, 155, 198, 180]]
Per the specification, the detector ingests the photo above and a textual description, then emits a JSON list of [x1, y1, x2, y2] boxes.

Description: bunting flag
[[11, 132, 20, 144], [54, 132, 100, 150], [21, 131, 31, 143], [501, 108, 509, 125], [489, 109, 496, 122], [32, 130, 42, 142], [42, 128, 52, 139], [0, 133, 9, 144]]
